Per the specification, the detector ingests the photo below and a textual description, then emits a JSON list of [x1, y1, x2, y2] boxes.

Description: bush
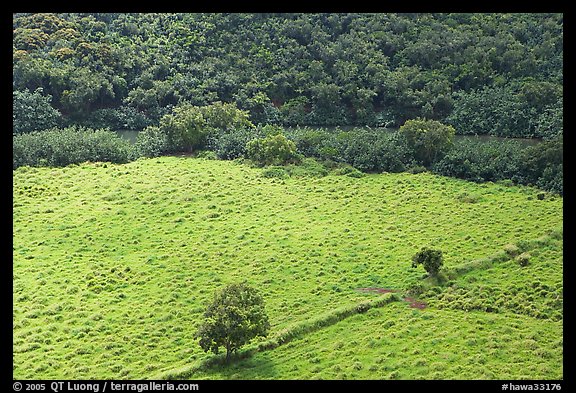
[[519, 136, 563, 195], [246, 133, 301, 166], [13, 126, 134, 169], [432, 138, 525, 183], [338, 129, 413, 173], [285, 127, 329, 158], [81, 106, 153, 130], [134, 126, 169, 158], [157, 102, 254, 153], [208, 127, 263, 160], [333, 165, 365, 178], [412, 248, 444, 277], [398, 118, 455, 166], [13, 88, 62, 134], [516, 252, 531, 267], [261, 166, 289, 179], [447, 82, 562, 139]]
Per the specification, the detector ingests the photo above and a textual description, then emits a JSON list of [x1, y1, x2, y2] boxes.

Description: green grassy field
[[13, 156, 563, 379]]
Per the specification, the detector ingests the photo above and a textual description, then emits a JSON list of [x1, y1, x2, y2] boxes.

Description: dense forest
[[12, 13, 566, 380], [13, 13, 562, 137], [12, 13, 563, 194]]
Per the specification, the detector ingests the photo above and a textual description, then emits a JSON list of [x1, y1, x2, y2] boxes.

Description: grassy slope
[[12, 157, 562, 379], [189, 236, 563, 380], [194, 303, 562, 380]]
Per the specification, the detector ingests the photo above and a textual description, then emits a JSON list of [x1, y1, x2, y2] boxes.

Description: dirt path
[[356, 287, 427, 309]]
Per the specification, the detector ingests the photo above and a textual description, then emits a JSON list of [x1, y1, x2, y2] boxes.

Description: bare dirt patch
[[356, 288, 427, 309]]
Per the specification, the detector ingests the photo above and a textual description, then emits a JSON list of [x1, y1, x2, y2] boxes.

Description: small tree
[[411, 247, 444, 277], [398, 118, 455, 166], [13, 88, 62, 134], [157, 102, 254, 153], [195, 282, 270, 363], [246, 133, 300, 166]]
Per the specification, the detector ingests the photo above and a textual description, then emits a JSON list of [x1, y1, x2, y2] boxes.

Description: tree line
[[13, 13, 562, 138], [13, 102, 563, 195]]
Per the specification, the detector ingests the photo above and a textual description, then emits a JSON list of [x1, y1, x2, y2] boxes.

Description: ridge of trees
[[13, 13, 563, 138]]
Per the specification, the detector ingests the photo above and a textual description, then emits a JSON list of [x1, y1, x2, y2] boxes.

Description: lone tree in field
[[412, 247, 444, 277], [195, 282, 270, 363]]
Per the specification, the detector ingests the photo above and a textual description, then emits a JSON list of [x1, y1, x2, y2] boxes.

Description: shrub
[[447, 82, 562, 139], [13, 126, 134, 169], [412, 248, 444, 277], [81, 106, 153, 130], [519, 136, 563, 195], [134, 126, 169, 158], [516, 252, 531, 267], [208, 127, 263, 160], [285, 127, 329, 158], [333, 166, 365, 178], [432, 138, 525, 184], [262, 166, 289, 179], [246, 133, 301, 166], [285, 158, 329, 178], [398, 118, 455, 166], [157, 102, 254, 153], [338, 129, 413, 173], [13, 88, 62, 134]]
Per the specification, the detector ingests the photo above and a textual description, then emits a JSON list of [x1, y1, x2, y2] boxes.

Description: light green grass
[[13, 157, 562, 379], [190, 302, 562, 380]]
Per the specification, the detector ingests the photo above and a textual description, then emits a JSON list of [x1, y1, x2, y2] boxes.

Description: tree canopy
[[13, 13, 563, 137], [195, 282, 270, 363]]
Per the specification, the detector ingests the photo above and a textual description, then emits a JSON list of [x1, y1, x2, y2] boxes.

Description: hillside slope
[[13, 157, 562, 379]]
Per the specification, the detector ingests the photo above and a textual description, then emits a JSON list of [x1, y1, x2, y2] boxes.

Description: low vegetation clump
[[13, 126, 134, 169], [246, 133, 301, 167]]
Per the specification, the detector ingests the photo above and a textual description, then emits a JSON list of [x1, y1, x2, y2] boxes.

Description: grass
[[187, 303, 562, 380], [13, 156, 562, 379]]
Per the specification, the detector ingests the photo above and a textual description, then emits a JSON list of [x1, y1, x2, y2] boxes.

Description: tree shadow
[[198, 351, 279, 380]]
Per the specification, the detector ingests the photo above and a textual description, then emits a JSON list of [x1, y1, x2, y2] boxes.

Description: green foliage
[[13, 13, 563, 134], [519, 136, 563, 195], [261, 166, 289, 179], [158, 104, 206, 152], [13, 126, 134, 169], [246, 133, 301, 166], [133, 126, 169, 158], [516, 252, 531, 267], [430, 137, 565, 195], [446, 82, 563, 139], [398, 118, 455, 166], [432, 138, 524, 183], [338, 130, 414, 173], [81, 106, 153, 130], [278, 96, 310, 126], [208, 127, 262, 160], [332, 165, 365, 178], [13, 88, 62, 134], [412, 248, 444, 277], [195, 282, 270, 363], [157, 102, 254, 153]]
